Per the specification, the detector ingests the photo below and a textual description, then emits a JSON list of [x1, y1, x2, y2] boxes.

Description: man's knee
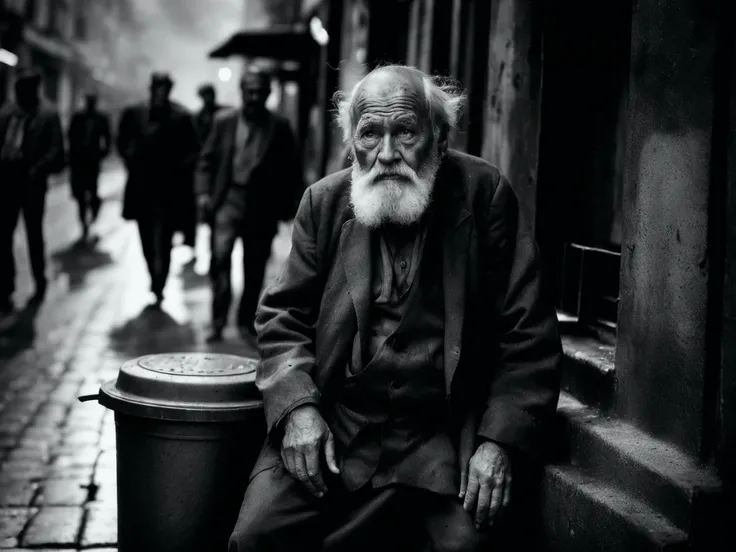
[[430, 523, 490, 552]]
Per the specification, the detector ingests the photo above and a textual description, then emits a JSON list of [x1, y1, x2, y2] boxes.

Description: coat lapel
[[339, 217, 372, 360], [441, 183, 472, 395]]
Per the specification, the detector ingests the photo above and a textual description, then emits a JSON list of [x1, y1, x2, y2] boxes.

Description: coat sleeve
[[101, 114, 112, 157], [476, 176, 562, 458], [34, 111, 65, 176], [194, 115, 221, 198], [116, 107, 136, 166], [254, 186, 322, 442]]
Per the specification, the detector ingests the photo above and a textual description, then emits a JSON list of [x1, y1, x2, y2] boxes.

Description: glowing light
[[0, 49, 19, 67], [309, 17, 329, 46], [218, 67, 232, 82]]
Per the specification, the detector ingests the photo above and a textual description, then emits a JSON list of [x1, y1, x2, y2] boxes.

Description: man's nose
[[377, 134, 400, 163]]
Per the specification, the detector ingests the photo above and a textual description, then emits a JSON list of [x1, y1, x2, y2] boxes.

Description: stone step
[[560, 333, 616, 411], [554, 392, 724, 547], [541, 464, 689, 552]]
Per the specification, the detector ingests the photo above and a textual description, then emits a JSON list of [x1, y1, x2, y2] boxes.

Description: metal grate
[[558, 242, 621, 330]]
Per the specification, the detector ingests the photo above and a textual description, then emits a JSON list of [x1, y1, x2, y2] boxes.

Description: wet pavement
[[0, 165, 292, 550]]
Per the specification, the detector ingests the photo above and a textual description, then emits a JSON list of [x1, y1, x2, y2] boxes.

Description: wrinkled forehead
[[352, 69, 427, 125]]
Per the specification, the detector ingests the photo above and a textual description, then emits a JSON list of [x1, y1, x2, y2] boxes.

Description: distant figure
[[194, 83, 226, 146], [196, 67, 305, 343], [67, 90, 112, 242], [0, 68, 65, 321], [116, 72, 199, 307]]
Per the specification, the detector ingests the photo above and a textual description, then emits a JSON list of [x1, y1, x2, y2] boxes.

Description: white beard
[[349, 152, 441, 228]]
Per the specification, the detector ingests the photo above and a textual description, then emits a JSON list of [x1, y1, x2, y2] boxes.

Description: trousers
[[137, 212, 176, 297], [210, 186, 276, 331], [0, 178, 47, 302], [228, 462, 495, 552]]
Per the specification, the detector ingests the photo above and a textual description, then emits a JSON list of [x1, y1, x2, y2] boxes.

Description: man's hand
[[281, 405, 340, 498], [461, 440, 512, 528]]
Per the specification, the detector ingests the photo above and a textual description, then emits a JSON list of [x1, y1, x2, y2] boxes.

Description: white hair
[[334, 65, 466, 144]]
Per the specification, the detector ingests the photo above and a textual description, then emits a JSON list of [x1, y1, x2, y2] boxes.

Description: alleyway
[[0, 166, 292, 550]]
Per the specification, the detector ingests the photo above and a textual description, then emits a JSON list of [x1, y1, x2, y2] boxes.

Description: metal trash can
[[80, 353, 265, 552]]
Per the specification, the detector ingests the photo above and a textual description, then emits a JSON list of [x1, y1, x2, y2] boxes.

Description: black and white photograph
[[0, 0, 734, 550]]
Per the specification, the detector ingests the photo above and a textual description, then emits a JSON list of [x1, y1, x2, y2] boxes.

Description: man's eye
[[398, 129, 415, 138], [361, 131, 378, 140]]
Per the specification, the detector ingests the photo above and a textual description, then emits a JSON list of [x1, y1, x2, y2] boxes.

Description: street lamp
[[218, 67, 232, 82], [309, 17, 329, 47]]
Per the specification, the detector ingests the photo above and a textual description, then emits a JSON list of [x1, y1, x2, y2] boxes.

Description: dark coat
[[0, 101, 65, 187], [250, 150, 562, 482], [195, 108, 306, 222], [194, 103, 228, 146], [67, 109, 111, 165], [116, 101, 199, 221]]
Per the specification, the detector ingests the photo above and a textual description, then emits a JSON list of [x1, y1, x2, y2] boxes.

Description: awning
[[208, 25, 316, 61]]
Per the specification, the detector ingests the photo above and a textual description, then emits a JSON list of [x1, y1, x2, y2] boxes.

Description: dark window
[[535, 0, 632, 337]]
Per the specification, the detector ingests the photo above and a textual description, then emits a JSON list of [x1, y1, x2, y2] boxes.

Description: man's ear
[[438, 123, 450, 154]]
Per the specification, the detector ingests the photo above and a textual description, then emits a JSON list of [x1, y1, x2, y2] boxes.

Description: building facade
[[303, 0, 735, 549], [0, 0, 146, 124]]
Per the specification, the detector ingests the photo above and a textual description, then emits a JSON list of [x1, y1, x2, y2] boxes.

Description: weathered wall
[[615, 0, 722, 456], [480, 0, 542, 232], [720, 0, 736, 515]]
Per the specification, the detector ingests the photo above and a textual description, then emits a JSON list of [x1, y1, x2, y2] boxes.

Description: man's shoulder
[[214, 106, 238, 123], [309, 168, 351, 196], [445, 149, 503, 184], [303, 168, 352, 212]]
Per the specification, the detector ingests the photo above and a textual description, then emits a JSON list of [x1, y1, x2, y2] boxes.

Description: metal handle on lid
[[78, 393, 101, 403]]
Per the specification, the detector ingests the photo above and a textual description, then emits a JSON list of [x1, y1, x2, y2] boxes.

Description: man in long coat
[[116, 72, 199, 306], [195, 68, 305, 342], [67, 90, 112, 241], [227, 65, 562, 551], [0, 68, 65, 322]]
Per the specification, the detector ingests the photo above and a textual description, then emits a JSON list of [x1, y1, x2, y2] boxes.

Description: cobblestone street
[[0, 166, 291, 550]]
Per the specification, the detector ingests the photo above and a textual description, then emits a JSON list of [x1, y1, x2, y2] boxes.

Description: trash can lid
[[99, 353, 262, 422]]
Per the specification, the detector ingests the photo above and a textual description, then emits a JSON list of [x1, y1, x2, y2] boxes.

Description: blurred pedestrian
[[116, 72, 199, 308], [180, 83, 227, 270], [194, 83, 226, 145], [196, 67, 305, 342], [0, 68, 65, 322], [67, 90, 112, 243]]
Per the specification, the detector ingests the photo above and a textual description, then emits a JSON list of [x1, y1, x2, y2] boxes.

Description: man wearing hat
[[116, 72, 199, 307], [67, 90, 112, 242], [196, 67, 306, 342], [0, 68, 65, 322]]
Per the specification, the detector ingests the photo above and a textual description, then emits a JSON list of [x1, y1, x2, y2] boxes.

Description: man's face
[[85, 96, 97, 111], [349, 71, 442, 228], [240, 75, 269, 117], [150, 84, 170, 108]]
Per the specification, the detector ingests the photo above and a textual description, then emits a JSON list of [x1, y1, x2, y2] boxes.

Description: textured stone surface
[[21, 506, 84, 547]]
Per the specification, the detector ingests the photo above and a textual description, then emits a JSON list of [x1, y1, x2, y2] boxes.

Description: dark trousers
[[137, 213, 176, 297], [229, 462, 493, 552], [0, 180, 47, 304], [210, 187, 276, 331], [70, 163, 101, 229]]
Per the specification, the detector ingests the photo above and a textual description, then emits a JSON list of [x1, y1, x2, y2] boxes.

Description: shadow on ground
[[108, 304, 198, 356], [51, 237, 115, 290]]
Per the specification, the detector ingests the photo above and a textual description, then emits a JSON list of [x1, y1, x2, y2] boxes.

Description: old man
[[229, 65, 562, 552]]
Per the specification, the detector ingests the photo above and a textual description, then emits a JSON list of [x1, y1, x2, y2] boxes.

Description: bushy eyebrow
[[356, 113, 420, 131]]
